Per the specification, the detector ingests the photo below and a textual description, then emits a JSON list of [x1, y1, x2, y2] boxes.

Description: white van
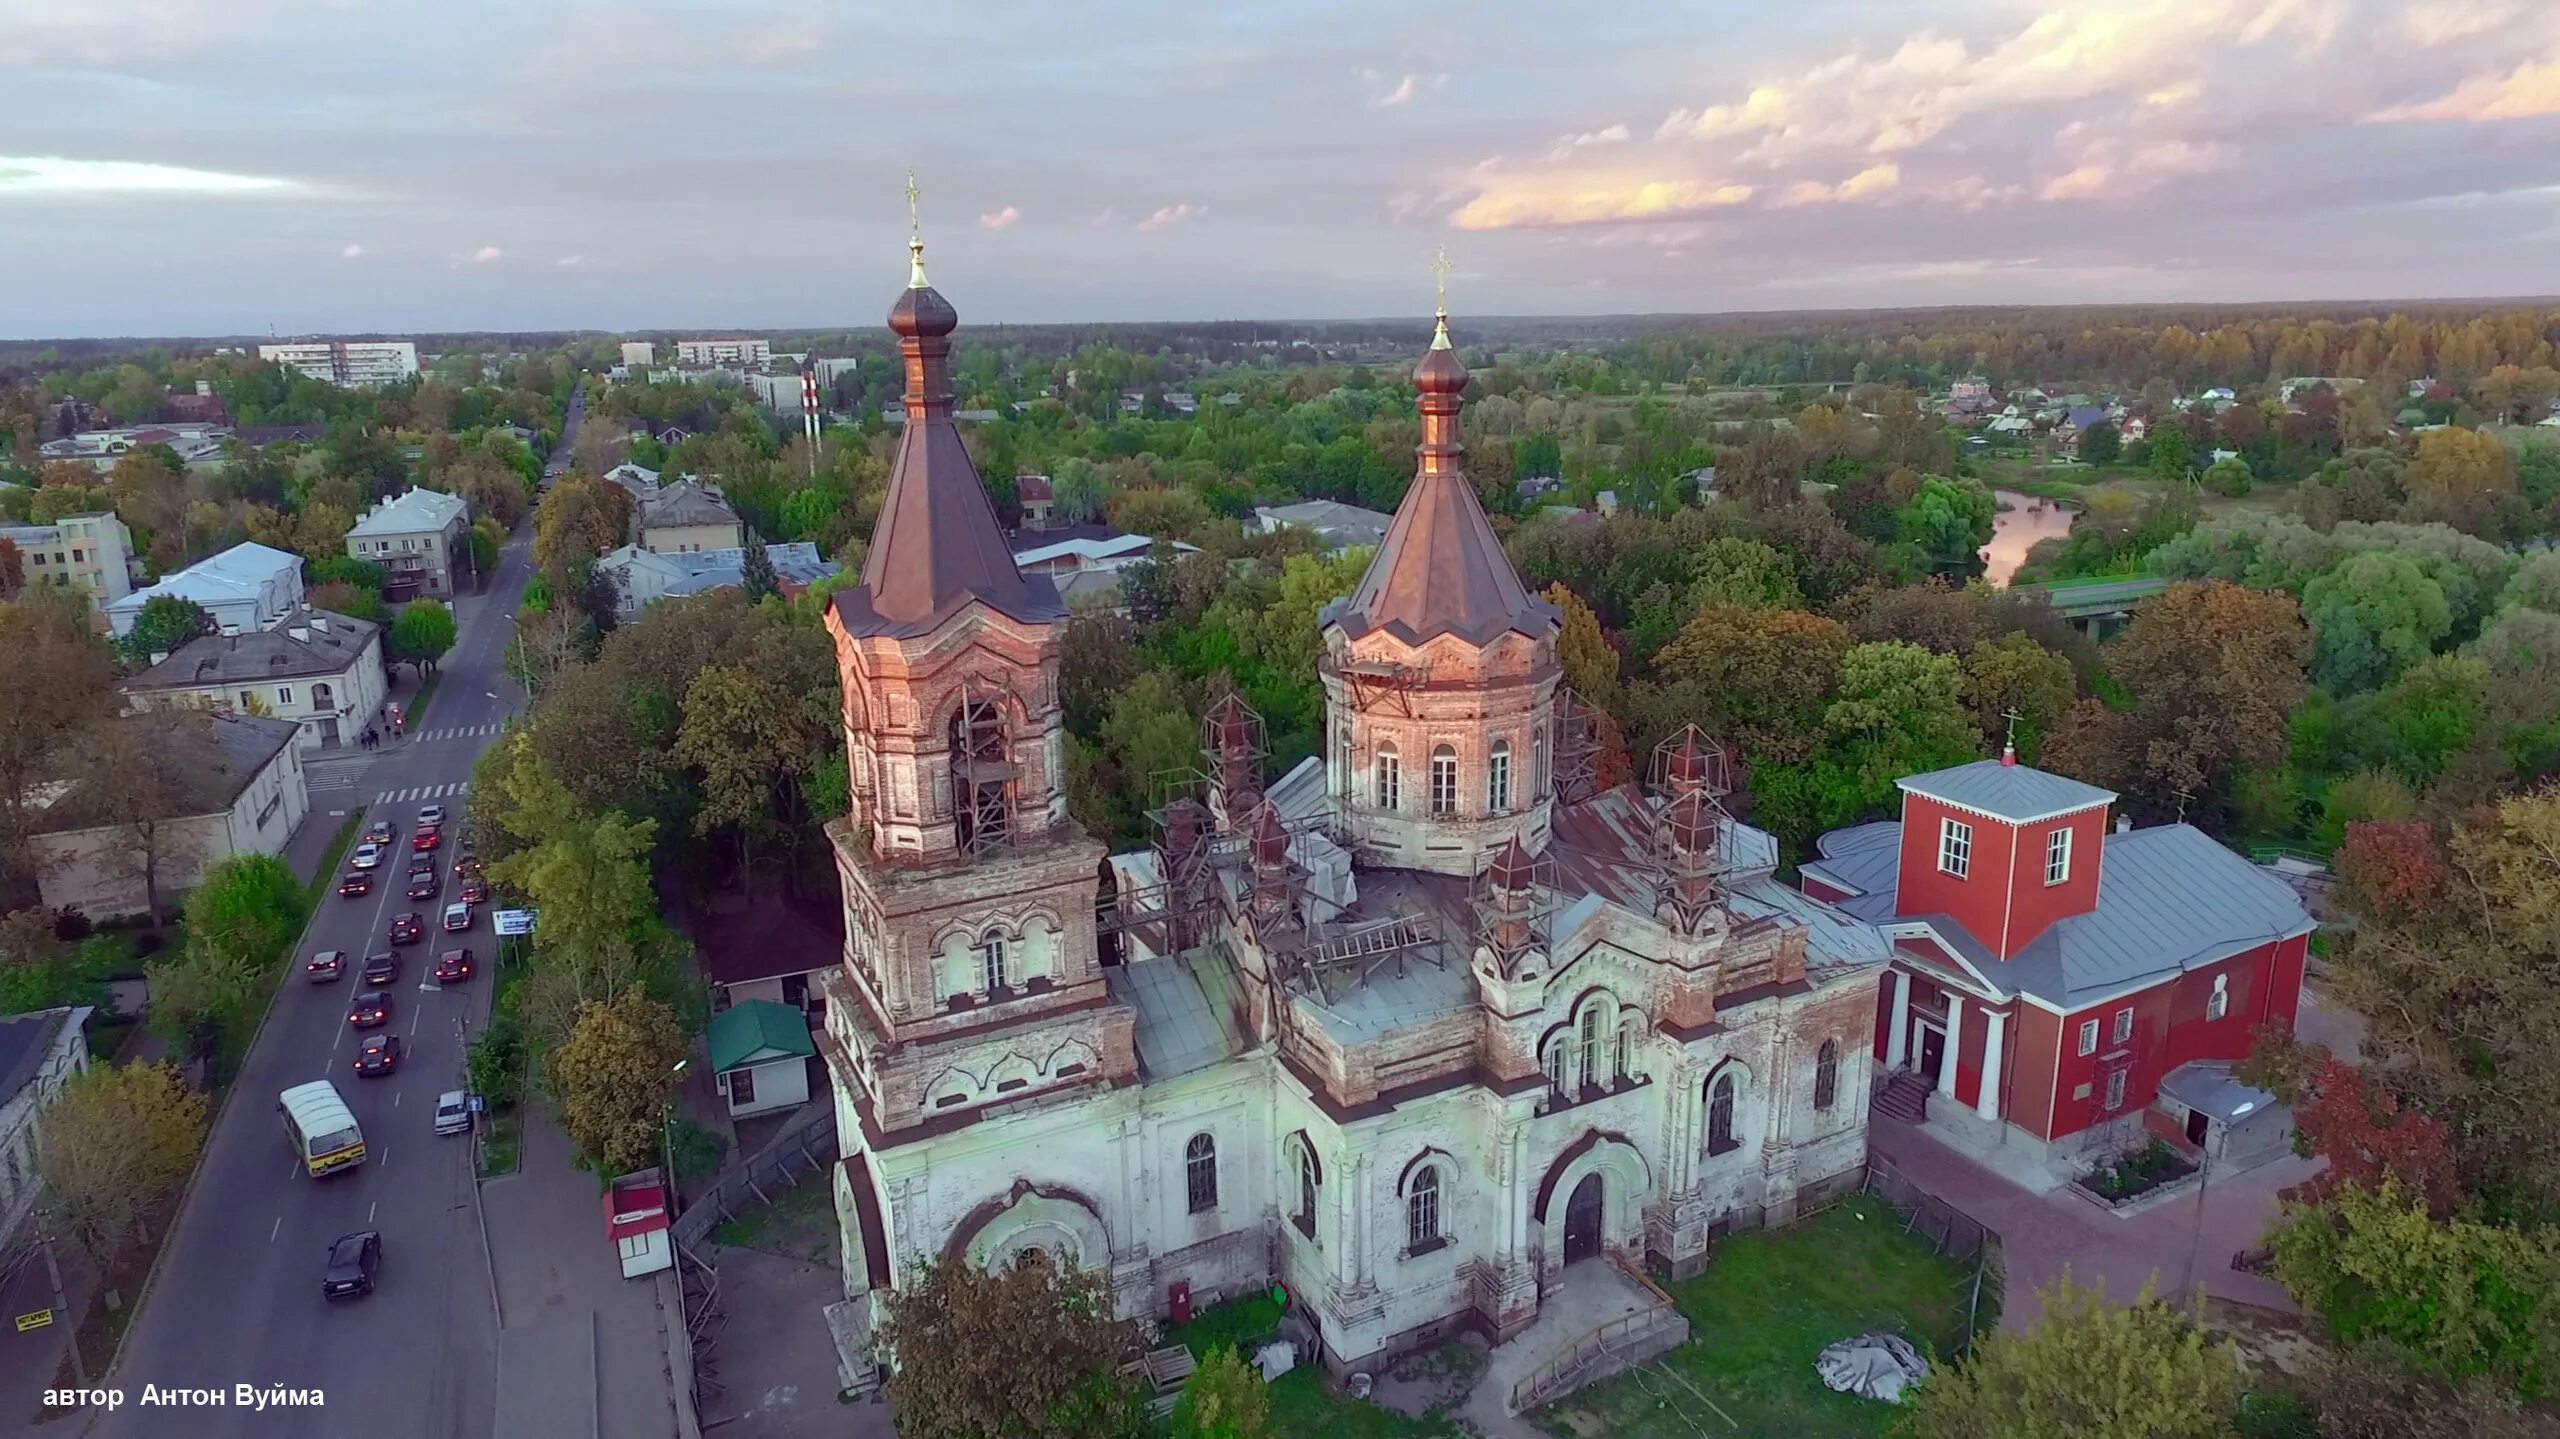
[[279, 1080, 367, 1176]]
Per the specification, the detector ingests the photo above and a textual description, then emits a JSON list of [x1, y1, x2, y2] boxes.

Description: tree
[[2283, 1057, 2462, 1216], [1171, 1346, 1273, 1439], [2201, 455, 2252, 497], [1960, 632, 2076, 758], [737, 530, 780, 604], [2077, 419, 2121, 464], [2303, 552, 2452, 695], [2271, 1184, 2560, 1391], [1898, 1273, 2240, 1439], [873, 1253, 1145, 1439], [550, 989, 690, 1173], [1895, 475, 1996, 572], [2066, 580, 2309, 821], [2300, 1340, 2552, 1439], [389, 598, 457, 674], [37, 1061, 208, 1263], [113, 594, 215, 668], [0, 535, 19, 599], [57, 711, 226, 926], [1654, 606, 1853, 761], [0, 588, 118, 903], [1545, 582, 1622, 712], [2148, 423, 2195, 482], [2408, 426, 2518, 510], [1513, 431, 1564, 485], [675, 663, 826, 890], [1686, 537, 1801, 611], [1051, 457, 1107, 526], [2332, 819, 2446, 917], [308, 580, 387, 624]]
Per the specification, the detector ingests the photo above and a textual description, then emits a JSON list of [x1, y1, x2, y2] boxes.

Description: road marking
[[331, 1020, 346, 1057], [394, 1090, 401, 1107], [409, 1004, 421, 1036], [271, 1215, 282, 1242], [380, 1146, 389, 1170], [369, 1201, 377, 1225]]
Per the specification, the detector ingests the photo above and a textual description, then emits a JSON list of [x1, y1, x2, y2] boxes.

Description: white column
[[1884, 970, 1911, 1068], [1974, 1008, 2006, 1122], [1937, 994, 1964, 1099]]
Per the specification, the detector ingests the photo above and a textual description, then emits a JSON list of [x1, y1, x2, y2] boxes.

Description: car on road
[[418, 804, 448, 827], [432, 948, 474, 983], [456, 854, 483, 880], [322, 1231, 380, 1299], [412, 826, 442, 852], [364, 820, 395, 845], [406, 871, 441, 901], [304, 950, 346, 983], [441, 901, 473, 933], [387, 912, 424, 945], [337, 872, 371, 898], [353, 1031, 400, 1077], [361, 952, 400, 985], [350, 842, 385, 870], [434, 1090, 472, 1136], [347, 990, 390, 1028], [458, 877, 489, 905]]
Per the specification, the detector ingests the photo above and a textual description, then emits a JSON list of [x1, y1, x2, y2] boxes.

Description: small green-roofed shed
[[708, 999, 816, 1074]]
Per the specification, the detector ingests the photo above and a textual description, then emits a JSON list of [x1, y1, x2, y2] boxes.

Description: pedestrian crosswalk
[[412, 723, 507, 743], [376, 782, 471, 805]]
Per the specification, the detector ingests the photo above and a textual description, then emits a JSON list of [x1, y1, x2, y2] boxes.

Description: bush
[[466, 1012, 525, 1108], [53, 907, 91, 942]]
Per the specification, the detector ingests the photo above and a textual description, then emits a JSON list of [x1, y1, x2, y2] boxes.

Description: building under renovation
[[816, 227, 1891, 1385]]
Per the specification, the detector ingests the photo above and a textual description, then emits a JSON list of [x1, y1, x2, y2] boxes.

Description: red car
[[458, 878, 489, 905], [337, 873, 371, 899], [433, 948, 475, 983], [348, 990, 390, 1028], [411, 827, 442, 852], [353, 1032, 400, 1076], [387, 912, 425, 945]]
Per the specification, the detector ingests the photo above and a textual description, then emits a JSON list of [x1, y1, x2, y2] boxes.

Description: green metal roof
[[708, 999, 816, 1073]]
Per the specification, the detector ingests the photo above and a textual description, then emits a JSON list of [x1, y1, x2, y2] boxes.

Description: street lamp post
[[662, 1059, 690, 1216]]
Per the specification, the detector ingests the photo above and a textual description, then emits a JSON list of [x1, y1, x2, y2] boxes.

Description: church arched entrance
[[1563, 1173, 1604, 1264]]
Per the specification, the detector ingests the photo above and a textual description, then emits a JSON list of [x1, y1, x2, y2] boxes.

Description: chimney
[[2115, 814, 2132, 835]]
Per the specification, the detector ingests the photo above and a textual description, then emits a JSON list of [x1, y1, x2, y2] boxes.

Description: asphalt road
[[91, 524, 539, 1439]]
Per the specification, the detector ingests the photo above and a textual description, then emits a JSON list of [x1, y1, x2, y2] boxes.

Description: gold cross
[[905, 169, 921, 247], [1433, 244, 1452, 317]]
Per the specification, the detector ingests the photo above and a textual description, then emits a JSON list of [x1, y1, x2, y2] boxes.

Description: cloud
[[1449, 177, 1756, 230], [2039, 163, 2114, 200], [1138, 203, 1202, 233], [2400, 1, 2517, 46], [470, 245, 503, 263], [978, 205, 1020, 230], [0, 156, 299, 196], [556, 254, 585, 267], [1544, 123, 1631, 160], [2370, 51, 2560, 121], [341, 243, 364, 259], [1369, 71, 1445, 107], [2144, 80, 2201, 108]]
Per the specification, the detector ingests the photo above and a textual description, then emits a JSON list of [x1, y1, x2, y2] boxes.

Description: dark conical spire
[[837, 178, 1063, 638], [1327, 286, 1555, 648]]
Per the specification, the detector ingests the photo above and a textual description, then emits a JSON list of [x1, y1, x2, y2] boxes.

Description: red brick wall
[[2041, 932, 2301, 1140], [2009, 1003, 2063, 1139], [1894, 795, 2016, 949], [1995, 807, 2107, 957]]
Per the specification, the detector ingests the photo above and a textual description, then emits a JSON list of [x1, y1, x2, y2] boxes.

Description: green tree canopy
[[1899, 1273, 2240, 1439], [2303, 551, 2453, 695], [390, 598, 458, 672], [873, 1253, 1144, 1439], [115, 594, 215, 667], [551, 989, 690, 1173], [37, 1060, 207, 1264]]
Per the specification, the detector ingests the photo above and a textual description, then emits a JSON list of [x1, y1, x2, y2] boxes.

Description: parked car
[[350, 842, 385, 870], [434, 1091, 472, 1136], [364, 820, 395, 845], [441, 901, 473, 933], [362, 952, 400, 985], [337, 873, 371, 899], [418, 804, 448, 827], [432, 948, 474, 983], [458, 878, 489, 905], [387, 913, 424, 945], [411, 827, 442, 853], [304, 950, 346, 983], [348, 990, 390, 1028], [323, 1230, 380, 1299], [353, 1031, 400, 1077]]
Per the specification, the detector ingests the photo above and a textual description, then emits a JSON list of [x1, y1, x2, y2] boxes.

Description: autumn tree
[[873, 1253, 1145, 1439], [2059, 580, 2309, 821], [2280, 1057, 2463, 1216], [37, 1061, 208, 1264], [1898, 1273, 2240, 1439], [674, 663, 827, 889], [389, 598, 457, 673], [2331, 819, 2447, 918], [1651, 606, 1853, 761], [551, 989, 690, 1173], [0, 535, 20, 599], [2271, 1184, 2560, 1391], [1171, 1347, 1273, 1439], [1959, 632, 2076, 758], [2408, 426, 2517, 510], [0, 588, 118, 903], [1545, 582, 1622, 712], [2300, 1340, 2553, 1439]]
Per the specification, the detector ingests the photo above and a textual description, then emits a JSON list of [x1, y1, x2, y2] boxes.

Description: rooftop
[[38, 712, 299, 830], [707, 999, 817, 1073], [125, 609, 379, 689], [1898, 758, 2115, 824], [346, 487, 467, 538], [0, 1008, 76, 1108], [105, 541, 301, 620], [639, 478, 736, 530]]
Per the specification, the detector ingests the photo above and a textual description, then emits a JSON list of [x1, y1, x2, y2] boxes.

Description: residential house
[[602, 462, 661, 506], [2057, 407, 2112, 453], [166, 382, 228, 425], [1248, 499, 1395, 552], [1009, 525, 1196, 611], [104, 541, 304, 638], [708, 1000, 818, 1118], [32, 713, 308, 922], [0, 1006, 93, 1253], [1799, 754, 2313, 1165], [592, 541, 839, 621], [121, 609, 387, 751], [37, 425, 229, 474], [637, 479, 744, 554], [1014, 474, 1055, 529], [1514, 474, 1565, 504], [0, 513, 136, 613], [1948, 377, 1993, 412], [345, 487, 470, 599]]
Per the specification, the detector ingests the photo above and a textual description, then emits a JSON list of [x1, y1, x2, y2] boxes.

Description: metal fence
[[1862, 1155, 2004, 1350], [671, 1100, 839, 1248]]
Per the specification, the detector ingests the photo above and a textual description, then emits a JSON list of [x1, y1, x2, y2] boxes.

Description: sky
[[4, 0, 2560, 337]]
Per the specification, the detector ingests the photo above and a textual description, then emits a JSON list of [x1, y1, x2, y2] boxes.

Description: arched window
[[1543, 1038, 1568, 1104], [1488, 742, 1512, 813], [1578, 1004, 1604, 1095], [979, 932, 1011, 994], [1707, 1073, 1739, 1155], [1814, 1040, 1839, 1111], [1185, 1133, 1218, 1214], [1406, 1166, 1442, 1250], [1375, 744, 1401, 810], [1294, 1141, 1320, 1239], [2206, 973, 2230, 1022], [1429, 745, 1458, 816], [1616, 1016, 1640, 1085]]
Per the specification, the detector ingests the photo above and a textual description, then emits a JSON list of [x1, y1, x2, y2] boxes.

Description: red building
[[1799, 754, 2313, 1155]]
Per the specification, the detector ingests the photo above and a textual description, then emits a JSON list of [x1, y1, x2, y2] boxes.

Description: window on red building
[[2045, 828, 2071, 885], [2206, 973, 2229, 1021], [2111, 1007, 2133, 1045], [2103, 1068, 2128, 1111], [1937, 818, 1971, 878], [2076, 1018, 2097, 1055]]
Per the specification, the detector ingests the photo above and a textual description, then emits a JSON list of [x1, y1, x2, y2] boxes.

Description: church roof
[[1899, 759, 2114, 823], [836, 269, 1064, 638]]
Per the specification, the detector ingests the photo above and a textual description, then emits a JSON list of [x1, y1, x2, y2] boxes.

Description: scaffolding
[[1472, 837, 1558, 979], [1336, 657, 1427, 718], [949, 680, 1017, 856], [1553, 686, 1602, 805], [1282, 906, 1448, 1004], [1649, 724, 1738, 801]]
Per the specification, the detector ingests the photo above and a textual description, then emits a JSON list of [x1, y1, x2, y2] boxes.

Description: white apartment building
[[621, 341, 656, 368], [0, 513, 137, 612], [104, 541, 304, 638], [122, 609, 388, 751], [256, 340, 421, 388], [675, 338, 772, 368]]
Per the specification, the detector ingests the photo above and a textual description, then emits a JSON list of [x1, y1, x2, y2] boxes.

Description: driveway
[[1870, 1115, 2318, 1330]]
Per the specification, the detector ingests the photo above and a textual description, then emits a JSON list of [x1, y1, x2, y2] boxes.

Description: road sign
[[493, 909, 536, 937], [15, 1309, 51, 1332]]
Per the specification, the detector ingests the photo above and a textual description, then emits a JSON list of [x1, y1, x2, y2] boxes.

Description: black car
[[348, 990, 390, 1028], [361, 952, 400, 985], [458, 877, 489, 905], [353, 1032, 400, 1077], [405, 872, 440, 901], [433, 948, 474, 983], [337, 873, 371, 899], [323, 1230, 380, 1299], [387, 913, 424, 945]]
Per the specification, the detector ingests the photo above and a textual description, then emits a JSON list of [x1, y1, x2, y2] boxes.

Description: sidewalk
[[1871, 1113, 2313, 1330], [485, 1103, 687, 1438]]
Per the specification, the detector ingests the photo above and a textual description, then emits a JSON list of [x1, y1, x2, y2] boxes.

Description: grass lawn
[[1165, 1294, 1470, 1439], [712, 1166, 837, 1265], [1534, 1197, 1980, 1439], [477, 1108, 521, 1178], [402, 672, 442, 731]]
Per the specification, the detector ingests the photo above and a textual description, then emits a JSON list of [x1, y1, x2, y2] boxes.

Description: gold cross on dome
[[1433, 244, 1452, 317], [905, 169, 921, 246]]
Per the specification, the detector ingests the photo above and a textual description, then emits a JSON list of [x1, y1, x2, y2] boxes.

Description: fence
[[1507, 1303, 1691, 1414], [1863, 1154, 2004, 1350], [671, 1100, 840, 1247]]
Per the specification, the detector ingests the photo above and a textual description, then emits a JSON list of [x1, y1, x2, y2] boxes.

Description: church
[[813, 227, 1890, 1385]]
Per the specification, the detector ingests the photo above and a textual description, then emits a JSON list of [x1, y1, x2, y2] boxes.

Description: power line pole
[[36, 1209, 83, 1385]]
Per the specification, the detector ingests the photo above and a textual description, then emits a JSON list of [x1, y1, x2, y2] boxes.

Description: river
[[1979, 489, 2076, 586]]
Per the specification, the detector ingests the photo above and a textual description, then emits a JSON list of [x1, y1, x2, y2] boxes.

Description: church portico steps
[[1872, 1070, 1932, 1125], [1482, 1254, 1687, 1417]]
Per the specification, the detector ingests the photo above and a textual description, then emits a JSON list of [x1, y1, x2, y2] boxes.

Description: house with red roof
[[1798, 750, 2314, 1162]]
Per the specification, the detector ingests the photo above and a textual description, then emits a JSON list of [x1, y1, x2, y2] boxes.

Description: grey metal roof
[[1109, 950, 1253, 1082], [0, 1009, 69, 1106], [1801, 821, 1902, 924], [126, 610, 379, 689], [2157, 1061, 2276, 1126], [1898, 759, 2114, 822], [346, 486, 466, 538], [639, 479, 738, 530]]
